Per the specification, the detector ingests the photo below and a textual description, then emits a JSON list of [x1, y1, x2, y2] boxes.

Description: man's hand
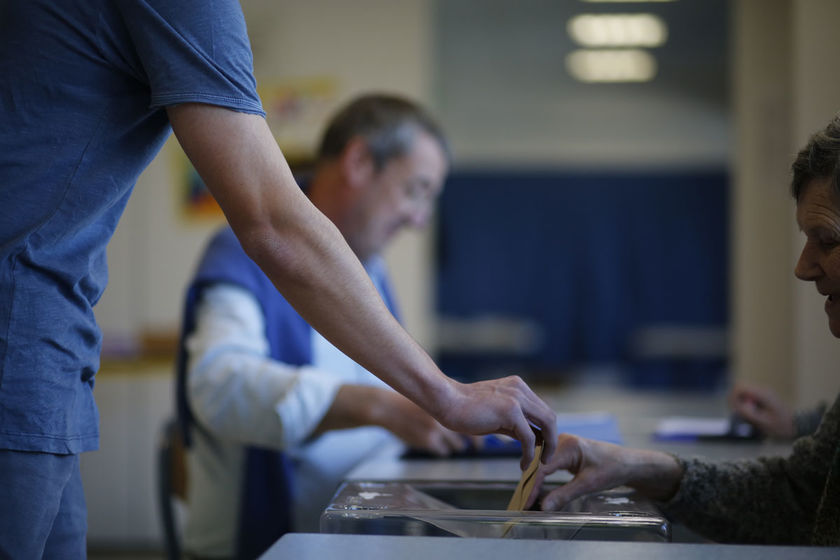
[[435, 376, 557, 470], [523, 434, 683, 511], [729, 382, 796, 439]]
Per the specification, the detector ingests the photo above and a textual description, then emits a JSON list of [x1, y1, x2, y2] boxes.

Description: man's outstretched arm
[[166, 103, 557, 467]]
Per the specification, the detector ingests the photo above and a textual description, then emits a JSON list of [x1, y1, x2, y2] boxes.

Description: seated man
[[177, 94, 466, 558], [526, 115, 840, 547]]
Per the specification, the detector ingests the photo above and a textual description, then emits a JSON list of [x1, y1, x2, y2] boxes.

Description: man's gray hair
[[316, 93, 450, 171]]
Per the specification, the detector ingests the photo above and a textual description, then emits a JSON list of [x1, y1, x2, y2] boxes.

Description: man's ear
[[341, 136, 374, 188]]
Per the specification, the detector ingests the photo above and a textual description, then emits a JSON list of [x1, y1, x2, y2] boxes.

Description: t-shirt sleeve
[[115, 0, 264, 115]]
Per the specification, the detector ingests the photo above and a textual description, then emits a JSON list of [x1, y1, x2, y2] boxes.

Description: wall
[[97, 0, 734, 355], [729, 0, 795, 400], [731, 0, 840, 407], [81, 365, 173, 546], [227, 0, 438, 351], [429, 0, 731, 385], [791, 0, 840, 406], [434, 0, 730, 169]]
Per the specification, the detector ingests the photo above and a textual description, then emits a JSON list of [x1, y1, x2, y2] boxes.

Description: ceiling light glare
[[568, 13, 667, 47], [566, 48, 657, 83]]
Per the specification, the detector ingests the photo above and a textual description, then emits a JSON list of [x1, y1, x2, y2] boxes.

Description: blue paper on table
[[402, 411, 623, 459], [555, 411, 624, 444]]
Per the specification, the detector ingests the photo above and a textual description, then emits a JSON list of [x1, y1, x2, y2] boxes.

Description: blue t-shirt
[[0, 0, 264, 454]]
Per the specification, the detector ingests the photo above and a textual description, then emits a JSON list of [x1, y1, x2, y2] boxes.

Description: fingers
[[730, 381, 755, 399], [529, 401, 557, 462], [733, 394, 794, 438], [440, 429, 468, 454], [529, 445, 592, 511], [467, 434, 485, 451], [425, 433, 452, 457], [388, 394, 468, 455], [413, 419, 469, 456], [540, 480, 592, 511], [513, 414, 536, 470], [539, 435, 592, 510], [523, 469, 548, 510], [731, 382, 776, 410], [732, 398, 761, 422], [501, 375, 557, 465]]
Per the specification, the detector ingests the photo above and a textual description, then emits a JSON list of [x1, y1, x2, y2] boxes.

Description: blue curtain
[[435, 169, 728, 388]]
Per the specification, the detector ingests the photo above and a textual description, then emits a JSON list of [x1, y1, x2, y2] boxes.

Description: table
[[259, 533, 837, 560], [347, 381, 793, 483], [341, 380, 800, 545]]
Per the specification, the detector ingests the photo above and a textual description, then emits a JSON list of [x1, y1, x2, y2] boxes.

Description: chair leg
[[158, 421, 182, 560]]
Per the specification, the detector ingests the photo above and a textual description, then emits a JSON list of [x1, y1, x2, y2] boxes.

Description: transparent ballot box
[[321, 481, 670, 542]]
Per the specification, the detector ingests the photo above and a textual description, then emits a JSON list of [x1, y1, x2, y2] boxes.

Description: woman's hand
[[524, 434, 684, 511]]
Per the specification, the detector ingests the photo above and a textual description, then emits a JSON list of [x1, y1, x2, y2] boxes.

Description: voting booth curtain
[[434, 169, 729, 389]]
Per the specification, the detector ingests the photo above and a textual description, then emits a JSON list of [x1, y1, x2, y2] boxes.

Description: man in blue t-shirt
[[0, 3, 557, 555]]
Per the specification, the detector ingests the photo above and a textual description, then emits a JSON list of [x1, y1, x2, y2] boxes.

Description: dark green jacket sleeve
[[662, 393, 840, 545], [794, 402, 828, 438]]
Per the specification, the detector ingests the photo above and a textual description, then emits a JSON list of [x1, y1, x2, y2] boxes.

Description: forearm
[[662, 456, 816, 544], [242, 215, 452, 416], [664, 397, 837, 544], [312, 385, 392, 436], [623, 449, 684, 502]]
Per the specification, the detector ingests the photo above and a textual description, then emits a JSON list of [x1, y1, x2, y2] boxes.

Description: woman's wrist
[[628, 449, 685, 502]]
